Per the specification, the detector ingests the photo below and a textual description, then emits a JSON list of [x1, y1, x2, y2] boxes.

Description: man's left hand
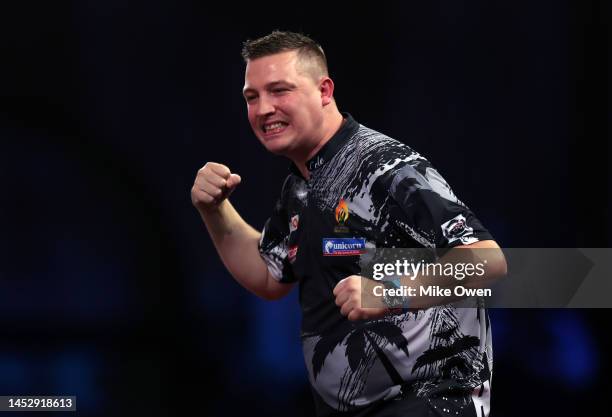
[[333, 275, 388, 321]]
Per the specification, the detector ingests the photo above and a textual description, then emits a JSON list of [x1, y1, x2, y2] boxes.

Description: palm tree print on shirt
[[311, 317, 410, 411], [412, 306, 483, 397]]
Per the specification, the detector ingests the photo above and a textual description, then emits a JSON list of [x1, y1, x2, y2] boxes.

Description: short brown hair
[[241, 30, 328, 79]]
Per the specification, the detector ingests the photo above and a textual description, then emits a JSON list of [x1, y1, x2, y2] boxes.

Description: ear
[[319, 77, 335, 106]]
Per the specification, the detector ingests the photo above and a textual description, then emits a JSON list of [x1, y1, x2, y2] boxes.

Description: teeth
[[264, 122, 286, 132]]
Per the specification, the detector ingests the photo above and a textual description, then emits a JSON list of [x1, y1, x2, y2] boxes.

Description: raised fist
[[191, 162, 242, 212]]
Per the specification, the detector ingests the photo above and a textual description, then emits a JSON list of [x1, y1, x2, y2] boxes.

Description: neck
[[294, 110, 344, 179]]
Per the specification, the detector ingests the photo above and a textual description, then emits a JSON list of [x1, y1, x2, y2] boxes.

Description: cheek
[[246, 108, 257, 127]]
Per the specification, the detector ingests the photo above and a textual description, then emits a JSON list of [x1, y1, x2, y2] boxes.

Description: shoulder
[[277, 171, 308, 206], [346, 123, 432, 185], [349, 124, 427, 167]]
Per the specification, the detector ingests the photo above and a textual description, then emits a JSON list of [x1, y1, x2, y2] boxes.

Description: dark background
[[1, 1, 609, 416]]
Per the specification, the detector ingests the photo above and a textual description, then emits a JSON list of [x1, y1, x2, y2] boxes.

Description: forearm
[[364, 241, 507, 311], [199, 199, 274, 299], [191, 162, 293, 300], [399, 242, 506, 309]]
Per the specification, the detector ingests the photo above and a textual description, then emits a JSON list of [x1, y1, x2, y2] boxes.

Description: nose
[[255, 95, 275, 117]]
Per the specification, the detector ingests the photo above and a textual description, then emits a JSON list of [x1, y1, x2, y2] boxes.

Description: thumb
[[226, 173, 242, 190]]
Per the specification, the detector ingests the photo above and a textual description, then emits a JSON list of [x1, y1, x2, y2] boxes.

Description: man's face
[[243, 50, 325, 158]]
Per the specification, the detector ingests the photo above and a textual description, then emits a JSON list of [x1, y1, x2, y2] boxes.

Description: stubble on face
[[244, 51, 325, 160]]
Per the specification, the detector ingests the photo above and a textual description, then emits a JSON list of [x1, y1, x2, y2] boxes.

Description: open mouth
[[262, 121, 289, 135]]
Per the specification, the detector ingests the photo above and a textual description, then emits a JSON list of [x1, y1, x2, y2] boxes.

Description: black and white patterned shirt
[[259, 114, 494, 416]]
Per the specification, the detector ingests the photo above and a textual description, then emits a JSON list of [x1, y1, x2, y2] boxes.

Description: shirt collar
[[290, 113, 359, 177]]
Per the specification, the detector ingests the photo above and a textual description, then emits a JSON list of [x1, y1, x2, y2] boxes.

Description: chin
[[260, 136, 294, 156], [263, 143, 291, 156]]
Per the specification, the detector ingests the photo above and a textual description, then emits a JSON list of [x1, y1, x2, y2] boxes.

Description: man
[[191, 31, 506, 417]]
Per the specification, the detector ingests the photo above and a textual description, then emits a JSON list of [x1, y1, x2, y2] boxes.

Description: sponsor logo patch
[[441, 214, 477, 245], [322, 238, 366, 256], [288, 245, 298, 263], [334, 199, 350, 233], [289, 214, 299, 233]]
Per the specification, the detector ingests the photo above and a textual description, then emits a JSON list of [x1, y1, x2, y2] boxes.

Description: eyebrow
[[243, 80, 297, 96]]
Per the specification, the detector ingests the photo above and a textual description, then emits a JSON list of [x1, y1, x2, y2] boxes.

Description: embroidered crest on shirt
[[334, 199, 350, 233]]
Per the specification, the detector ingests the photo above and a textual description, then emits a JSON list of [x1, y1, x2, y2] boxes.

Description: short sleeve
[[258, 180, 299, 283], [389, 160, 493, 248]]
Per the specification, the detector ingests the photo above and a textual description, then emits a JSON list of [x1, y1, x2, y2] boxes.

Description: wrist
[[382, 278, 411, 311], [198, 199, 228, 218]]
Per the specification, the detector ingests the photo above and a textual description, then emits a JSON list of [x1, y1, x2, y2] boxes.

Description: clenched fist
[[191, 162, 242, 212], [333, 275, 388, 321]]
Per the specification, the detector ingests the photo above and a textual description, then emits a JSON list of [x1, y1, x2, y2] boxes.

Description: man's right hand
[[191, 162, 242, 213], [190, 162, 295, 301]]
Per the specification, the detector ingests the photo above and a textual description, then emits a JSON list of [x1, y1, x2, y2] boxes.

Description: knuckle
[[197, 170, 209, 180]]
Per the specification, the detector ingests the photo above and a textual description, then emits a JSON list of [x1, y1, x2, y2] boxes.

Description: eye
[[245, 95, 257, 103], [272, 88, 289, 94]]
